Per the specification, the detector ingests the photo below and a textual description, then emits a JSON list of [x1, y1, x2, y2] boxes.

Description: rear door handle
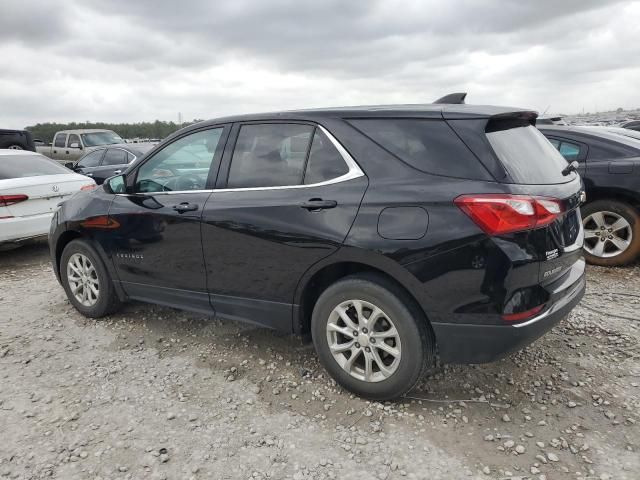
[[300, 198, 338, 211], [173, 202, 199, 213], [85, 172, 93, 177]]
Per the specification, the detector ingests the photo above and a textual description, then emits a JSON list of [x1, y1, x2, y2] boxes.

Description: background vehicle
[[71, 143, 157, 184], [539, 125, 640, 266], [536, 116, 568, 126], [0, 150, 95, 250], [0, 129, 36, 151], [581, 125, 640, 142], [36, 129, 125, 163], [621, 120, 640, 132], [50, 98, 585, 400]]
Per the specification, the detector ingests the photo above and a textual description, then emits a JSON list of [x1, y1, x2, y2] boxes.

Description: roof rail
[[433, 92, 467, 104]]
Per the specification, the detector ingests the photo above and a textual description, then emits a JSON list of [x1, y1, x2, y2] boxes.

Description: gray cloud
[[0, 0, 638, 128]]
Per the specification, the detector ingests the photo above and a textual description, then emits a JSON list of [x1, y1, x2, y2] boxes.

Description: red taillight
[[502, 304, 544, 322], [80, 183, 97, 191], [454, 194, 563, 235], [0, 194, 29, 207]]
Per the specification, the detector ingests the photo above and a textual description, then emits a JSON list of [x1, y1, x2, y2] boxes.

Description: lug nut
[[362, 327, 368, 334], [370, 338, 376, 344], [355, 343, 360, 348], [608, 235, 613, 239], [365, 347, 371, 352], [353, 330, 358, 337]]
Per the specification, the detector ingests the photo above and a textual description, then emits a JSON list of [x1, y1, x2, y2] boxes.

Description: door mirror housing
[[104, 174, 127, 194], [64, 162, 75, 169], [69, 142, 82, 149]]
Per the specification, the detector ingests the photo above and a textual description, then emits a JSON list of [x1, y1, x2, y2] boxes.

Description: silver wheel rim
[[583, 211, 633, 258], [8, 145, 23, 150], [66, 253, 100, 307], [326, 299, 401, 383]]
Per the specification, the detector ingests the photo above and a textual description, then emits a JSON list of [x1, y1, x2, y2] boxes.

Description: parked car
[[50, 99, 585, 400], [71, 143, 157, 185], [36, 129, 125, 163], [536, 116, 567, 126], [581, 125, 640, 142], [620, 120, 640, 132], [0, 129, 36, 151], [539, 125, 640, 266], [0, 150, 96, 250]]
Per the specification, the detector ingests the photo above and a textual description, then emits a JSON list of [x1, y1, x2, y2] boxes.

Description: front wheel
[[582, 200, 640, 266], [60, 239, 122, 317], [311, 274, 435, 400]]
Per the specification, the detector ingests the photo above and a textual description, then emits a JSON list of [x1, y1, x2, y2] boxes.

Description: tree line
[[25, 120, 202, 143]]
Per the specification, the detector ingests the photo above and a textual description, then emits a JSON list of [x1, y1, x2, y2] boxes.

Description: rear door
[[74, 149, 105, 179], [92, 148, 130, 184], [201, 122, 367, 331], [103, 126, 229, 314]]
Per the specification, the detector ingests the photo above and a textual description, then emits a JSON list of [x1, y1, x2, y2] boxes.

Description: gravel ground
[[1, 243, 638, 480]]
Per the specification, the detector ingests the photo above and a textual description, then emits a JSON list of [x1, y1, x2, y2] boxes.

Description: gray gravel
[[1, 243, 639, 479]]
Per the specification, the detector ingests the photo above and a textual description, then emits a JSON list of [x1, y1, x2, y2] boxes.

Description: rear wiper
[[562, 160, 579, 176]]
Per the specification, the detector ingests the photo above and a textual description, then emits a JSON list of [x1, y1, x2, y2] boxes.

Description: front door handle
[[173, 202, 199, 213], [85, 172, 93, 177], [113, 169, 122, 174], [300, 198, 338, 211]]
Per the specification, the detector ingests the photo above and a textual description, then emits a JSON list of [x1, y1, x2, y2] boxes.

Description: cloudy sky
[[1, 0, 639, 128]]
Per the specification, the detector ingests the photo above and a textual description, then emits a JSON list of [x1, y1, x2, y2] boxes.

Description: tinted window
[[103, 149, 128, 166], [587, 140, 639, 160], [81, 131, 124, 147], [54, 134, 67, 148], [227, 124, 314, 188], [67, 134, 81, 147], [126, 152, 136, 163], [304, 129, 349, 184], [77, 150, 103, 167], [348, 119, 488, 179], [0, 154, 70, 179], [558, 141, 580, 161], [486, 125, 574, 184], [136, 128, 223, 192]]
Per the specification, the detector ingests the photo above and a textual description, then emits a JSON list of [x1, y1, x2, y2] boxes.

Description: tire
[[311, 273, 435, 400], [581, 200, 640, 267], [7, 144, 24, 150], [60, 239, 122, 317]]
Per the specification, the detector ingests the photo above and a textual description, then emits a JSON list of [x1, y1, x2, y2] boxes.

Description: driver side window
[[136, 128, 224, 193]]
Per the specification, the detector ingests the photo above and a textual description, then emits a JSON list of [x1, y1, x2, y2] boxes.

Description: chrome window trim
[[116, 125, 365, 196]]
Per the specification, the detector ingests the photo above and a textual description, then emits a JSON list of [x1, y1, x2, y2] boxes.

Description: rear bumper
[[433, 259, 586, 364], [0, 213, 53, 244]]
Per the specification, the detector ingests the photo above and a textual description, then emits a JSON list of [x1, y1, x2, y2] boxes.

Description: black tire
[[60, 239, 122, 317], [581, 200, 640, 267], [311, 273, 435, 400]]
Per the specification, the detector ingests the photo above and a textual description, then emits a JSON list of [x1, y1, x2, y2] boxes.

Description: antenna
[[433, 92, 467, 104]]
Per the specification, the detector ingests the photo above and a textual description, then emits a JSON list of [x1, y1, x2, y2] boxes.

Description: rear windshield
[[486, 125, 575, 184], [348, 118, 491, 180], [0, 154, 70, 179]]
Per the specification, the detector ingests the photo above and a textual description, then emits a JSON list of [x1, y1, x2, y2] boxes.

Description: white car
[[0, 150, 96, 249]]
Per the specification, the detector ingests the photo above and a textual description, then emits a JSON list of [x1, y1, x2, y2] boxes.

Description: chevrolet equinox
[[50, 95, 586, 400]]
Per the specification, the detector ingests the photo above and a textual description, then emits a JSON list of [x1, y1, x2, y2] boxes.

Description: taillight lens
[[0, 194, 29, 207], [502, 304, 545, 322], [455, 194, 563, 235], [80, 183, 97, 191]]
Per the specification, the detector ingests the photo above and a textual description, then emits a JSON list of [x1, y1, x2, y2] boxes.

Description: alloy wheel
[[583, 211, 633, 258], [326, 299, 401, 383], [7, 145, 23, 150], [66, 253, 100, 307]]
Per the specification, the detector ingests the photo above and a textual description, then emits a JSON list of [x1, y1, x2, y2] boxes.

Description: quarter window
[[136, 128, 224, 192], [103, 149, 128, 166], [77, 150, 103, 168], [227, 124, 314, 188], [54, 134, 67, 148]]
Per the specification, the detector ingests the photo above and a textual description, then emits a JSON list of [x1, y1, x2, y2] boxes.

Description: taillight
[[454, 194, 563, 235], [502, 304, 545, 322], [0, 194, 29, 207], [80, 183, 97, 191]]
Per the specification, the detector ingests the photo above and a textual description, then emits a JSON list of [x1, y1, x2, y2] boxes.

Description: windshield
[[81, 131, 124, 147], [0, 154, 71, 179], [487, 125, 575, 184]]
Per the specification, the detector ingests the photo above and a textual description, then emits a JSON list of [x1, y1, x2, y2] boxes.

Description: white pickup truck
[[36, 129, 125, 164]]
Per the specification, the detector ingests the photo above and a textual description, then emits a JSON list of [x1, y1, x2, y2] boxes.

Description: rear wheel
[[582, 199, 640, 266], [311, 274, 434, 400], [7, 144, 23, 150], [60, 239, 122, 317]]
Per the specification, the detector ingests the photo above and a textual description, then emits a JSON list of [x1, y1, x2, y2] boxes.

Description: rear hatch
[[453, 112, 584, 285]]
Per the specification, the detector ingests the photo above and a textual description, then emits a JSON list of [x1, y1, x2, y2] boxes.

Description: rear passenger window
[[558, 142, 580, 161], [304, 130, 349, 184], [102, 149, 127, 166], [227, 124, 314, 188], [348, 119, 489, 179], [54, 134, 67, 148]]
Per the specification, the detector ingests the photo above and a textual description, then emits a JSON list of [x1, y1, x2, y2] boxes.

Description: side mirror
[[69, 142, 81, 149], [64, 162, 75, 169], [104, 174, 127, 194]]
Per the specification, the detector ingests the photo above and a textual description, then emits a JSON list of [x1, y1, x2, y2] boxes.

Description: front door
[[104, 126, 229, 314], [201, 122, 368, 331]]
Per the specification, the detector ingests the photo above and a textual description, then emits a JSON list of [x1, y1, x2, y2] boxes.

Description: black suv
[[539, 125, 640, 266], [50, 98, 585, 399]]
